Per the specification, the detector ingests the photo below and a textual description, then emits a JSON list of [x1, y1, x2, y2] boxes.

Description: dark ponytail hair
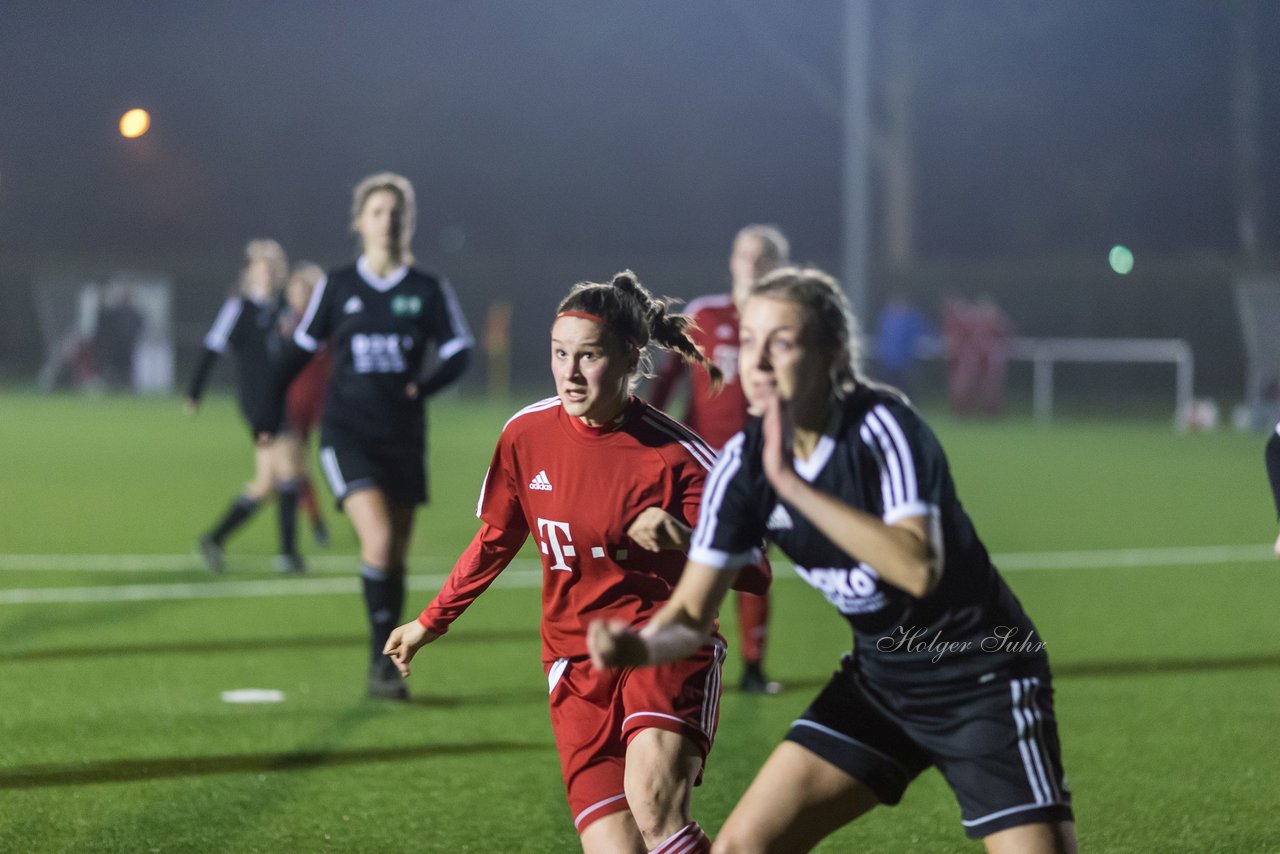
[[557, 270, 724, 389]]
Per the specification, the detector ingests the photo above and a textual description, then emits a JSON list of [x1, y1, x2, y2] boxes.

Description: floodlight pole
[[841, 0, 872, 323]]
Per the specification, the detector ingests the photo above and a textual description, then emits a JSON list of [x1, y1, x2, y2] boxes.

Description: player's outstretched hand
[[627, 507, 691, 552], [588, 619, 649, 670], [383, 619, 438, 678], [404, 381, 421, 400]]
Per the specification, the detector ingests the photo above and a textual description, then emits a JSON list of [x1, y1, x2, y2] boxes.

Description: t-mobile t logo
[[536, 518, 576, 572]]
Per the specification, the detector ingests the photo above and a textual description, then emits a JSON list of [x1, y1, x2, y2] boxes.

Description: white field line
[[0, 564, 546, 605], [0, 554, 365, 572], [0, 544, 1273, 606]]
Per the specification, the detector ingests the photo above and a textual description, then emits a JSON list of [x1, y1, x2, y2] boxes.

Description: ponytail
[[557, 270, 723, 389]]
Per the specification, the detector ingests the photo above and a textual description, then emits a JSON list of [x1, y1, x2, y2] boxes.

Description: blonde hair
[[288, 261, 324, 291], [750, 266, 863, 391], [289, 261, 322, 286], [557, 270, 723, 391], [736, 224, 790, 269], [351, 172, 417, 263]]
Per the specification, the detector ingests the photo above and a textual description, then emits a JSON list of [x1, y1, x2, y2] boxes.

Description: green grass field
[[2, 392, 1278, 852]]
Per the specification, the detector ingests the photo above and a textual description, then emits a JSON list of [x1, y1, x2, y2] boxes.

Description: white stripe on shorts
[[1010, 677, 1059, 804], [573, 793, 627, 829], [547, 657, 569, 695], [319, 446, 346, 499]]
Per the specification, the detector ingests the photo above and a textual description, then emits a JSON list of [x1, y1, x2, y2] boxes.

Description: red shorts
[[545, 638, 726, 833]]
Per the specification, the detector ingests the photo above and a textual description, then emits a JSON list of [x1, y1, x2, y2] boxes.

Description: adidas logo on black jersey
[[766, 504, 793, 530], [529, 470, 553, 491]]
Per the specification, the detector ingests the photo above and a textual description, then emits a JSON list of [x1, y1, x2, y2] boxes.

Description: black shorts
[[786, 655, 1072, 839], [317, 433, 427, 509], [238, 402, 289, 440]]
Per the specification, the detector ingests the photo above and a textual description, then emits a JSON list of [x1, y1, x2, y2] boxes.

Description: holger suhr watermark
[[876, 626, 1046, 663]]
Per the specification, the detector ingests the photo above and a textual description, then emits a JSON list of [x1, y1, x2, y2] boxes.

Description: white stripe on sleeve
[[436, 278, 474, 359], [293, 274, 327, 352], [203, 298, 243, 353], [690, 433, 744, 553]]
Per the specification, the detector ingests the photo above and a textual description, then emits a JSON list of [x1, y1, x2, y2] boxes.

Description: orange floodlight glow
[[119, 108, 151, 138]]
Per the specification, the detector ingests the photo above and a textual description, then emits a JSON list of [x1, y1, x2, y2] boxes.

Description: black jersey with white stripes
[[292, 256, 473, 445], [1266, 423, 1280, 518], [187, 295, 288, 423], [689, 383, 1046, 687]]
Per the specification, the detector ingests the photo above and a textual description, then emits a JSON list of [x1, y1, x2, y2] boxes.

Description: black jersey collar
[[356, 255, 410, 291]]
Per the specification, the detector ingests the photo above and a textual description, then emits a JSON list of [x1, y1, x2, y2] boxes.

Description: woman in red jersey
[[385, 271, 768, 854], [279, 261, 333, 548]]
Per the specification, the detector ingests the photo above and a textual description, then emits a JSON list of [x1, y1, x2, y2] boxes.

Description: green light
[[1109, 245, 1134, 275]]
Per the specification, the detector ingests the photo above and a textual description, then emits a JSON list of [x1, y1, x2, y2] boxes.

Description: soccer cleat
[[312, 523, 330, 548], [740, 663, 782, 695], [198, 536, 225, 574], [275, 553, 307, 575], [368, 659, 410, 701]]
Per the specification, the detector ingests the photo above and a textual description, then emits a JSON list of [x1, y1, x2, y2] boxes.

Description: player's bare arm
[[589, 560, 736, 669], [762, 395, 940, 598], [626, 507, 692, 552]]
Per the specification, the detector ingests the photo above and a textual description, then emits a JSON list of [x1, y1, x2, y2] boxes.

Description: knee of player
[[624, 785, 680, 836], [243, 479, 273, 501], [623, 767, 688, 837], [357, 529, 394, 565]]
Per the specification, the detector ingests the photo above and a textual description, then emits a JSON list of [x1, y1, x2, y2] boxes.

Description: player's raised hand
[[627, 507, 691, 552], [588, 618, 649, 670], [383, 619, 438, 677], [761, 394, 797, 492]]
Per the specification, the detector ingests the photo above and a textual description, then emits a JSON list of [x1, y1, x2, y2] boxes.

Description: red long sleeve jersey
[[648, 294, 749, 451], [419, 396, 719, 662]]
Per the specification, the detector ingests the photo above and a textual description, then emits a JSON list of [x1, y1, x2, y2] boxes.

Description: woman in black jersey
[[591, 267, 1075, 853], [256, 173, 473, 700], [186, 238, 306, 574]]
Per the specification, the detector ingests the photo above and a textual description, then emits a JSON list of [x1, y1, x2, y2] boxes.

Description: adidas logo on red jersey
[[528, 470, 553, 491]]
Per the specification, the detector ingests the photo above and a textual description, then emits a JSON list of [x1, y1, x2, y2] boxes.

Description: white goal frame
[[908, 335, 1195, 428]]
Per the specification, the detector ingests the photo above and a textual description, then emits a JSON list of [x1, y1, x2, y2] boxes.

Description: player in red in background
[[280, 262, 334, 548], [385, 271, 769, 854], [648, 224, 789, 694]]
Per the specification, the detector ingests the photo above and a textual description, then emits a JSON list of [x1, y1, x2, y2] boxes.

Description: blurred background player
[[648, 223, 788, 694], [91, 282, 145, 391], [1267, 422, 1280, 557], [256, 172, 473, 700], [942, 295, 1013, 416], [280, 261, 333, 548], [385, 271, 768, 854], [186, 238, 307, 574], [592, 267, 1075, 853], [873, 289, 931, 398]]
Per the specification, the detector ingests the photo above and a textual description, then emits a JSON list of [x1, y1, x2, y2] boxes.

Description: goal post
[[897, 334, 1196, 428]]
